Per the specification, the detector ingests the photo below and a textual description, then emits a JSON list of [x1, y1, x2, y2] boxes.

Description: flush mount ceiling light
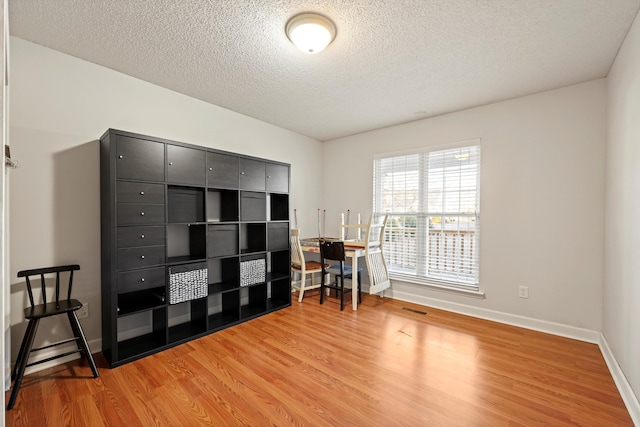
[[285, 13, 336, 54]]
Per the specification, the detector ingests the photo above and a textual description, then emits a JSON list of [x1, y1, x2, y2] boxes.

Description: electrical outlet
[[77, 302, 89, 319], [518, 286, 529, 299]]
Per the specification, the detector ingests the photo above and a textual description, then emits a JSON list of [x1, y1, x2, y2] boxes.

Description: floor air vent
[[402, 307, 428, 316]]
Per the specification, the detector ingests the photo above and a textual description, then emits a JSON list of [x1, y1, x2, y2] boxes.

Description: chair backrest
[[320, 240, 345, 279], [364, 214, 391, 294], [364, 214, 388, 253], [17, 264, 80, 309], [340, 211, 363, 241], [319, 240, 345, 263], [290, 229, 305, 269]]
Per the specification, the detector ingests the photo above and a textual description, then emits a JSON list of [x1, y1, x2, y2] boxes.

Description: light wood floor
[[5, 292, 633, 426]]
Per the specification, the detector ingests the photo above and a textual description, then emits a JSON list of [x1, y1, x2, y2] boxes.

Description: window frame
[[373, 139, 482, 294]]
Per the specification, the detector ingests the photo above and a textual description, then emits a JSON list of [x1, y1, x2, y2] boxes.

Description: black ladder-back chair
[[319, 240, 362, 311], [8, 265, 99, 410]]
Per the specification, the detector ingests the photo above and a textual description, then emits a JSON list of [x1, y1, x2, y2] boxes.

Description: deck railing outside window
[[383, 216, 478, 285]]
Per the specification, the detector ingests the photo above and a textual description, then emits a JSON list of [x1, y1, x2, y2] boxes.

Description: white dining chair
[[291, 229, 328, 302]]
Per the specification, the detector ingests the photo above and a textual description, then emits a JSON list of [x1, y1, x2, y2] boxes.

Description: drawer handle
[[241, 171, 245, 175], [118, 155, 123, 159], [209, 167, 213, 171], [169, 162, 173, 166], [141, 278, 145, 282], [141, 255, 145, 259], [140, 212, 145, 216], [140, 191, 145, 195], [141, 234, 145, 239], [267, 175, 271, 179]]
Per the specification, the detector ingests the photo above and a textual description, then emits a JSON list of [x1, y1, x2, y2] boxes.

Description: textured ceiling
[[9, 0, 640, 141]]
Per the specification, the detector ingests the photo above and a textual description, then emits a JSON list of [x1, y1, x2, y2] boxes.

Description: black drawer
[[117, 181, 164, 204], [115, 135, 165, 182], [207, 152, 239, 188], [239, 158, 265, 191], [117, 203, 165, 225], [118, 267, 166, 294], [167, 145, 206, 186], [208, 224, 239, 258], [117, 226, 165, 248], [241, 192, 266, 221], [268, 223, 289, 251], [266, 163, 289, 193], [117, 246, 165, 270], [167, 186, 204, 223]]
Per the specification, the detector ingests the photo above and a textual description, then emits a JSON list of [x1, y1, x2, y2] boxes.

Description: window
[[373, 141, 480, 290]]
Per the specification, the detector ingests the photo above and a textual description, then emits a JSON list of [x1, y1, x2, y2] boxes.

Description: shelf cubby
[[240, 223, 266, 253], [208, 257, 240, 291], [270, 249, 292, 278], [117, 288, 166, 316], [168, 299, 207, 344], [269, 278, 292, 310], [208, 290, 240, 330], [207, 189, 239, 222], [240, 284, 268, 319], [167, 224, 206, 263], [116, 307, 167, 363], [269, 193, 289, 221]]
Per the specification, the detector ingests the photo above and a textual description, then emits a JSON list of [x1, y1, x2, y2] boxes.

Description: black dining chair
[[8, 264, 99, 410], [319, 240, 362, 311]]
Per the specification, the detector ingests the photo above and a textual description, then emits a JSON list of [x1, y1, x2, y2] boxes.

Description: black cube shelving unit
[[100, 129, 290, 367]]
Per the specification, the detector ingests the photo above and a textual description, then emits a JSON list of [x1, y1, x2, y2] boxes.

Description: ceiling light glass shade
[[286, 13, 336, 54]]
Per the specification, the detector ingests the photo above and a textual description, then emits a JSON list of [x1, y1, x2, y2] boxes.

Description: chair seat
[[292, 261, 327, 272], [24, 299, 83, 319], [327, 265, 362, 279]]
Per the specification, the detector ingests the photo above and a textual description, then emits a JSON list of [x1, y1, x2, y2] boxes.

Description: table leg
[[352, 252, 358, 310]]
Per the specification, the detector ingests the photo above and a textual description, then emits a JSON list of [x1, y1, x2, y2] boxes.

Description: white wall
[[8, 37, 323, 362], [324, 80, 606, 331], [1, 1, 7, 424], [604, 8, 640, 405]]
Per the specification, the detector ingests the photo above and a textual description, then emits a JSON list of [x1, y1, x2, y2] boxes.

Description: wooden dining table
[[300, 238, 366, 311]]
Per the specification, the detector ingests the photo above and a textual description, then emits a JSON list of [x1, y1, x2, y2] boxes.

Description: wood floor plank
[[5, 295, 634, 426]]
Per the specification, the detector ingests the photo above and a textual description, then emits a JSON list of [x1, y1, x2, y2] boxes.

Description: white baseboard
[[598, 335, 640, 426], [387, 289, 601, 343]]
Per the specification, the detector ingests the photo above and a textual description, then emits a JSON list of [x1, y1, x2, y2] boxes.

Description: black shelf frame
[[101, 128, 291, 368]]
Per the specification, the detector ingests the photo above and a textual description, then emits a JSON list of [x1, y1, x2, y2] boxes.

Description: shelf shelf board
[[168, 322, 207, 344], [239, 281, 267, 289], [240, 304, 267, 320], [117, 334, 166, 361], [265, 272, 289, 282], [209, 281, 239, 294], [208, 312, 240, 330], [240, 249, 267, 255], [118, 290, 166, 317], [167, 255, 207, 265], [267, 298, 290, 312]]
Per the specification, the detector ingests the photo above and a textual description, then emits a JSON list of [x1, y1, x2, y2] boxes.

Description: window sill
[[389, 274, 485, 298]]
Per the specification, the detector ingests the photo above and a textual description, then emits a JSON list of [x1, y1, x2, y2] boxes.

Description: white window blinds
[[373, 143, 480, 289]]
